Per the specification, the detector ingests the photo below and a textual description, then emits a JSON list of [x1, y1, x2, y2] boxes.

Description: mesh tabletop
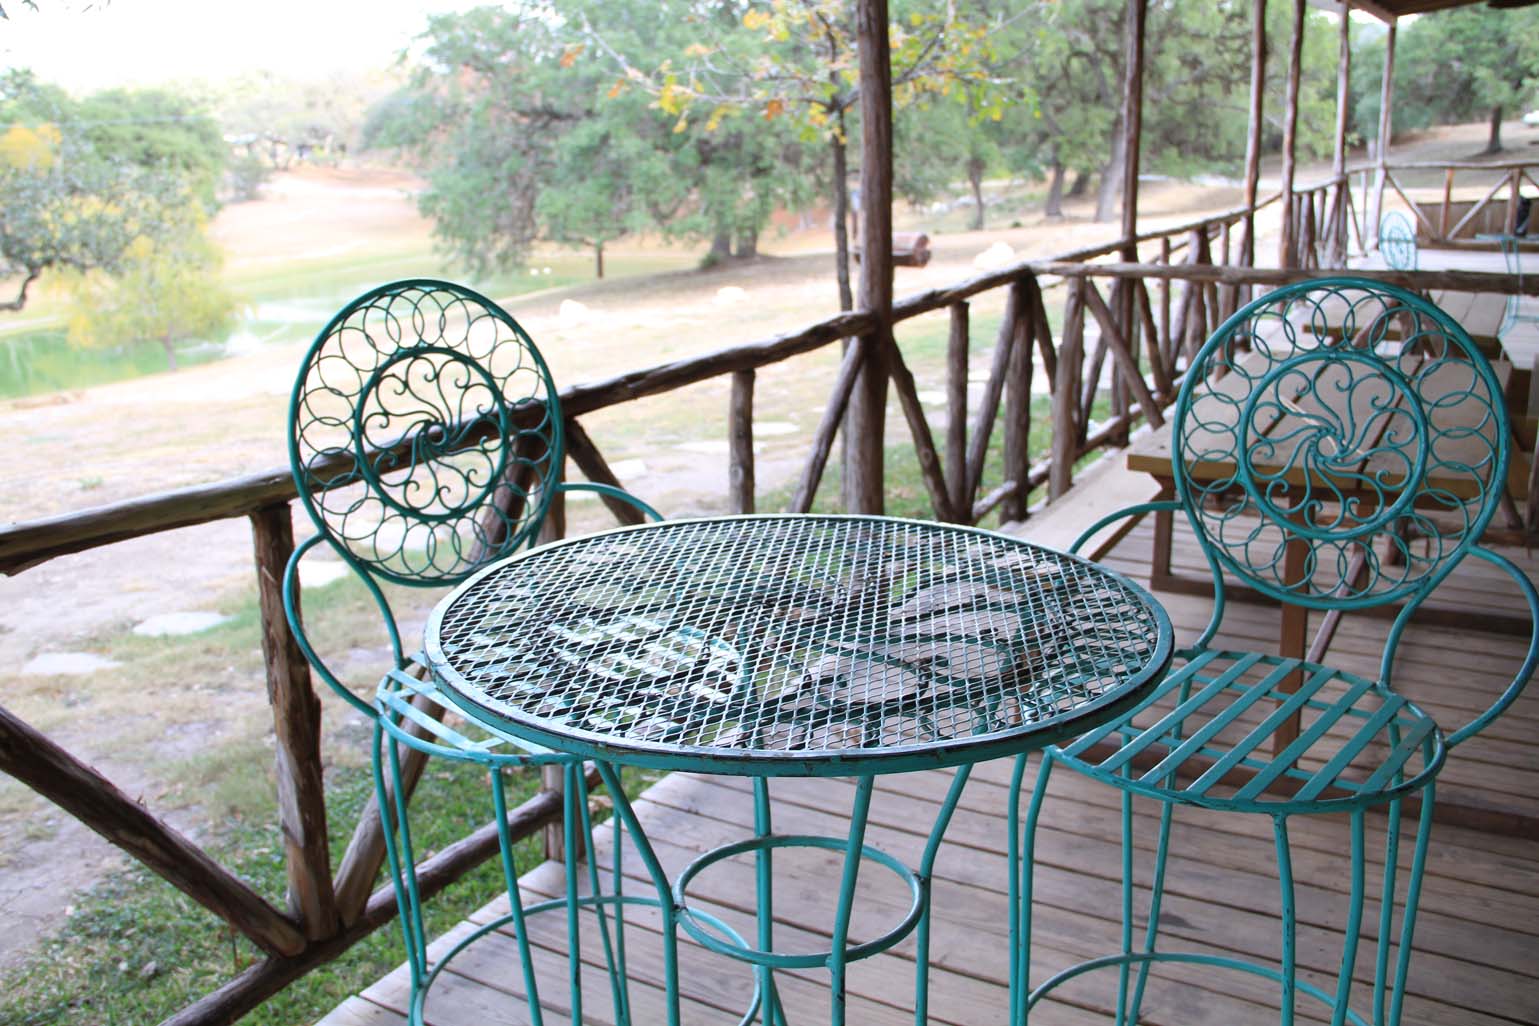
[[424, 516, 1172, 775]]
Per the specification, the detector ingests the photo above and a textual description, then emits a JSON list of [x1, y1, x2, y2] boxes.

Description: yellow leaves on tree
[[63, 217, 240, 371], [0, 123, 61, 171]]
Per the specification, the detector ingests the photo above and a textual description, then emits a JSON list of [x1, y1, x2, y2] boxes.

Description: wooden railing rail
[[16, 191, 1501, 1026], [1345, 158, 1539, 250]]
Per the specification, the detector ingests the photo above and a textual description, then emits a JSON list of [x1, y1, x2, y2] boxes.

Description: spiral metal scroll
[[1174, 278, 1507, 608], [288, 279, 562, 586], [1379, 211, 1418, 271]]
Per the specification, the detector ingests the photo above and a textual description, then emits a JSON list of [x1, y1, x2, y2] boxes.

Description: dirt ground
[[0, 118, 1523, 971]]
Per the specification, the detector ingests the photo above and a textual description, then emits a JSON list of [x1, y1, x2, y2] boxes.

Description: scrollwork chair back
[[289, 278, 561, 588], [1174, 279, 1508, 632]]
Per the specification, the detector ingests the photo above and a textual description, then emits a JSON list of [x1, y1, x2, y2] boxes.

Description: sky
[[2, 0, 479, 93]]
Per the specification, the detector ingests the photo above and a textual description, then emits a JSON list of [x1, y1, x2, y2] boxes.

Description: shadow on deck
[[319, 467, 1539, 1026]]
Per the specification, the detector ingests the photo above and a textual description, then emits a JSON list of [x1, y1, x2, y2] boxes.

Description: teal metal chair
[[282, 279, 661, 1026], [1013, 279, 1539, 1025], [1379, 212, 1418, 271]]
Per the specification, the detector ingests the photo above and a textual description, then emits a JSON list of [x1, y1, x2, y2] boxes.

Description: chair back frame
[[288, 278, 564, 591], [1171, 279, 1509, 648]]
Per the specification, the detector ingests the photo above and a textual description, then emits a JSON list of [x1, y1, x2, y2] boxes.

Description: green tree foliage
[[369, 3, 682, 278], [1395, 7, 1539, 154], [594, 0, 1007, 306], [62, 206, 240, 371], [0, 71, 195, 312], [72, 88, 227, 208]]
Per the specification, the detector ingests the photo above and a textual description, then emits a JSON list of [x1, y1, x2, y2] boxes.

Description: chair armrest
[[554, 481, 664, 523], [283, 534, 389, 719], [1069, 500, 1183, 558], [1443, 546, 1539, 748]]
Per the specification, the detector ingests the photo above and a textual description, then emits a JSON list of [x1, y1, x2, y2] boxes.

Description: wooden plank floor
[[318, 506, 1539, 1026]]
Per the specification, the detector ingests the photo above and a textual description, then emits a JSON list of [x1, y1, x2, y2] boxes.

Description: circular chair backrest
[[1173, 278, 1508, 610], [288, 279, 563, 587], [1380, 211, 1418, 271]]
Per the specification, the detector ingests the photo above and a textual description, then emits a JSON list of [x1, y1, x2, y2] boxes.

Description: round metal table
[[422, 514, 1173, 1026]]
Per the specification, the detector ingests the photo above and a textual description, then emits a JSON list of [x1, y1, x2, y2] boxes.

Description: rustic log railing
[[6, 193, 1538, 1024], [1356, 158, 1539, 249]]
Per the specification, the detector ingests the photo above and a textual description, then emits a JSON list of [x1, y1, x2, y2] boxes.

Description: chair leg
[[1116, 790, 1135, 1026], [1014, 752, 1054, 1025], [1273, 815, 1298, 1026], [1328, 811, 1367, 1026], [375, 726, 427, 991], [1388, 786, 1436, 1026], [1372, 797, 1401, 1026], [1126, 799, 1176, 1025], [491, 768, 547, 1026]]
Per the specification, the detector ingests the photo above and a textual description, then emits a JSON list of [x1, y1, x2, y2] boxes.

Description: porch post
[[1330, 4, 1352, 265], [844, 0, 894, 514], [1115, 0, 1147, 441], [1372, 17, 1398, 244], [1279, 0, 1305, 269], [1242, 0, 1268, 268]]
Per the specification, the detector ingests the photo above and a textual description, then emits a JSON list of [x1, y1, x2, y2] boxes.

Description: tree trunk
[[1095, 114, 1126, 223], [735, 225, 758, 259], [1487, 105, 1505, 155], [967, 156, 985, 230], [707, 230, 732, 266], [594, 240, 605, 279], [1068, 169, 1090, 198], [831, 119, 854, 313], [1044, 161, 1067, 219], [163, 335, 178, 371]]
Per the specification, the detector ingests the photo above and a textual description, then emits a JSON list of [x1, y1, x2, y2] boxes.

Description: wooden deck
[[318, 485, 1539, 1026]]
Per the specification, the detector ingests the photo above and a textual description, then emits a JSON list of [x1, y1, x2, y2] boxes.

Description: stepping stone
[[917, 390, 946, 405], [132, 612, 230, 637], [23, 652, 120, 676], [754, 421, 798, 436]]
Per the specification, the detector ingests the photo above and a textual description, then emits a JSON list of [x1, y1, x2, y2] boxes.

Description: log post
[[1372, 19, 1398, 243], [791, 338, 868, 513], [1002, 281, 1034, 522], [1508, 167, 1522, 235], [1441, 168, 1455, 242], [730, 369, 756, 514], [1242, 0, 1268, 267], [843, 0, 895, 515], [1117, 0, 1147, 449], [1331, 7, 1352, 265], [250, 503, 337, 940], [964, 288, 1023, 506], [946, 302, 969, 516], [1279, 0, 1305, 269], [1050, 280, 1087, 500]]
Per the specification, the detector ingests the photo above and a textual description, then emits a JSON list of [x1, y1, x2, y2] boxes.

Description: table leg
[[828, 776, 876, 1026], [753, 779, 788, 1026], [912, 764, 973, 1026], [594, 761, 684, 1026]]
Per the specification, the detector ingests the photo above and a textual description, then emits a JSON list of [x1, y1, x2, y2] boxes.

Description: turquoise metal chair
[[1013, 279, 1539, 1025], [1379, 212, 1418, 271], [282, 279, 661, 1026]]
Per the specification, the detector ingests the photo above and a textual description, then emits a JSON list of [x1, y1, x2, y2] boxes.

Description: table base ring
[[410, 894, 767, 1026], [672, 833, 926, 970]]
